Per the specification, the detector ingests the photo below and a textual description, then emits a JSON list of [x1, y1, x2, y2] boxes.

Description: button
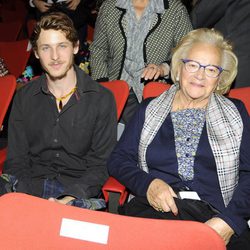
[[50, 96, 54, 100], [185, 153, 189, 157], [54, 138, 58, 143], [55, 153, 60, 158], [56, 118, 59, 122], [186, 137, 190, 142]]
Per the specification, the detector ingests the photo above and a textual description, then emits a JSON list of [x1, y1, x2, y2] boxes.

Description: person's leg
[[120, 89, 139, 125], [118, 196, 181, 220], [0, 174, 18, 195], [227, 229, 250, 250], [0, 176, 9, 195], [118, 197, 217, 221]]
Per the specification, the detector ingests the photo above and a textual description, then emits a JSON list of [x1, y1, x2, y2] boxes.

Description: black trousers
[[119, 197, 250, 250], [120, 89, 139, 125]]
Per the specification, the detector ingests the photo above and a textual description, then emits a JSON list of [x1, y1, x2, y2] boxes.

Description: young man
[[0, 12, 117, 209]]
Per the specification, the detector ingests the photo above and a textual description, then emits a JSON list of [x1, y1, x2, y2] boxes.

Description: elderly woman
[[108, 28, 250, 248], [89, 0, 192, 124]]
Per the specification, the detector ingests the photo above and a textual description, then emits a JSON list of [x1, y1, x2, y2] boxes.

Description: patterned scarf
[[138, 84, 243, 206]]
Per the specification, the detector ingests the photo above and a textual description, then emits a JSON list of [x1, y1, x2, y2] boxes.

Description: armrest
[[102, 177, 128, 213]]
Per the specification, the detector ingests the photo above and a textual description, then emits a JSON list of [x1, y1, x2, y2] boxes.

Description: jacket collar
[[116, 0, 169, 13]]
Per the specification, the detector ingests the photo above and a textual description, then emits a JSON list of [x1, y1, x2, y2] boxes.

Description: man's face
[[35, 29, 79, 80]]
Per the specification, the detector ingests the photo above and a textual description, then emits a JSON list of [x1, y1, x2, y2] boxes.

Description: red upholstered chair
[[0, 21, 23, 41], [228, 87, 250, 115], [100, 80, 129, 120], [0, 39, 31, 78], [143, 81, 171, 99], [0, 75, 16, 174], [87, 25, 95, 43], [0, 0, 28, 23], [27, 19, 37, 38], [0, 193, 226, 250]]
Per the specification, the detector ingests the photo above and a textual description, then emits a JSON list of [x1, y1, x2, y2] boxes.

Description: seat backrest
[[0, 0, 28, 22], [0, 39, 31, 78], [100, 80, 129, 120], [87, 25, 94, 43], [228, 87, 250, 115], [143, 81, 171, 99], [27, 19, 37, 38], [0, 193, 226, 250], [0, 21, 23, 41], [0, 74, 16, 127]]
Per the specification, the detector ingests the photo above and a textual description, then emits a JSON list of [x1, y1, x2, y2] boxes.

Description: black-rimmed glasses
[[181, 59, 224, 78]]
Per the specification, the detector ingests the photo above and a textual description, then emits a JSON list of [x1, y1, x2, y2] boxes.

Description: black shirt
[[4, 66, 117, 199]]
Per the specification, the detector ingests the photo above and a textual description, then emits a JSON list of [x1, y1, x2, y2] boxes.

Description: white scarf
[[138, 84, 243, 206]]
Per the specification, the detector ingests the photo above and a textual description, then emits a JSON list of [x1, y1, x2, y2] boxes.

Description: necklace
[[55, 86, 77, 111]]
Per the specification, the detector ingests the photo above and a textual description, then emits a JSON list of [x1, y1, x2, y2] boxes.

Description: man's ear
[[73, 41, 80, 55], [34, 50, 39, 59]]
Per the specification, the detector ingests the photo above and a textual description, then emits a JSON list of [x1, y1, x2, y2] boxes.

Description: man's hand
[[141, 63, 170, 81], [48, 196, 75, 205], [146, 178, 178, 214], [33, 0, 52, 12], [66, 0, 81, 10], [205, 217, 234, 245]]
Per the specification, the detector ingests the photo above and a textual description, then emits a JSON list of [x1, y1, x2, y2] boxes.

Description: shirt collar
[[32, 65, 99, 97], [116, 0, 166, 13]]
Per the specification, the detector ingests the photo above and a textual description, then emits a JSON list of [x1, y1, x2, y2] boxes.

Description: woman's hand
[[146, 178, 178, 214], [66, 0, 81, 10], [205, 217, 234, 245], [33, 0, 51, 12], [141, 63, 170, 81], [48, 196, 75, 205]]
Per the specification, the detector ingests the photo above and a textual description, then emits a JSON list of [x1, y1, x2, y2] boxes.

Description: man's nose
[[51, 48, 59, 60]]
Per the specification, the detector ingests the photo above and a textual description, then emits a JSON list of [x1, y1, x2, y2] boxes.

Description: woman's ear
[[176, 75, 180, 82], [176, 68, 181, 82]]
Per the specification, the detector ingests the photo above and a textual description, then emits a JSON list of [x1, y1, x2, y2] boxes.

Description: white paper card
[[60, 218, 110, 245], [178, 191, 201, 200]]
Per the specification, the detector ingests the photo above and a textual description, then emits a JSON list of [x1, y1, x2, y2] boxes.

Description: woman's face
[[178, 42, 221, 102]]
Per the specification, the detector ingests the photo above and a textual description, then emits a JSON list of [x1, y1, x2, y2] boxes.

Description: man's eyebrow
[[39, 41, 70, 47]]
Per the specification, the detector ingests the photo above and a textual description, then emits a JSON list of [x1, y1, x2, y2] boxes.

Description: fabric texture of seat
[[143, 81, 171, 99], [0, 74, 16, 174], [0, 21, 23, 41], [27, 19, 37, 38], [100, 80, 129, 120], [228, 87, 250, 114], [0, 193, 226, 250], [0, 39, 31, 78]]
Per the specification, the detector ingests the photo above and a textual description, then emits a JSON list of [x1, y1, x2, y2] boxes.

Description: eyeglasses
[[181, 59, 224, 78]]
